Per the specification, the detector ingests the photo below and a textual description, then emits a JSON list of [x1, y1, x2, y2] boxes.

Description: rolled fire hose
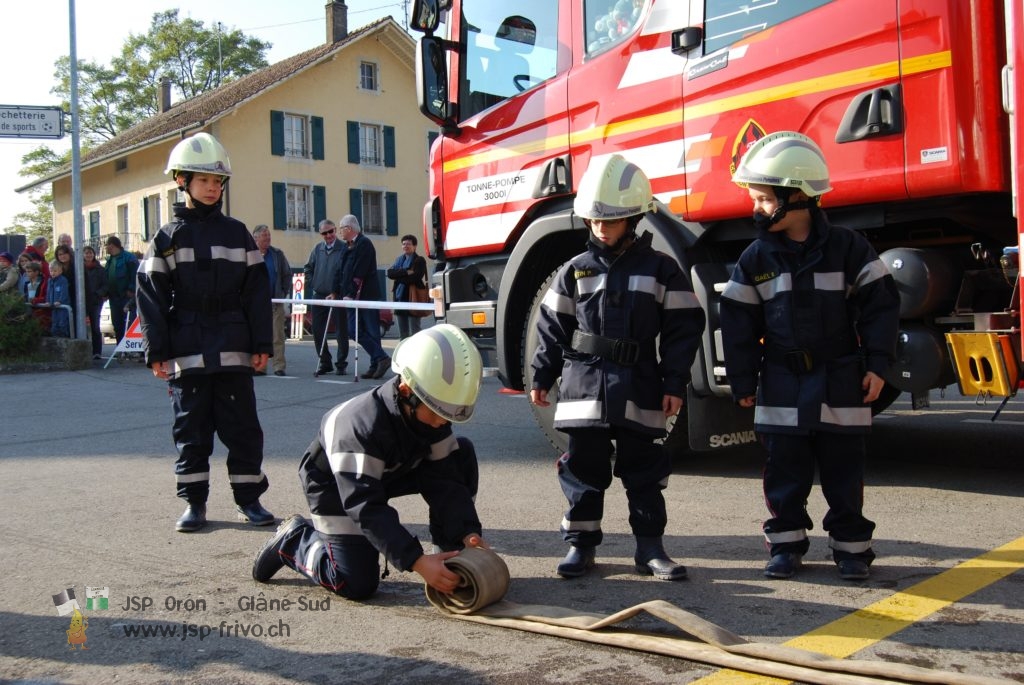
[[425, 547, 1013, 685]]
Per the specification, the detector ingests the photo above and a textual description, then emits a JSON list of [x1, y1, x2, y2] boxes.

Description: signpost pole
[[69, 0, 87, 341]]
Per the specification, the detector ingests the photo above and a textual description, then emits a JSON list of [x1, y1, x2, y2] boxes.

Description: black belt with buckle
[[174, 292, 243, 314], [571, 330, 651, 366]]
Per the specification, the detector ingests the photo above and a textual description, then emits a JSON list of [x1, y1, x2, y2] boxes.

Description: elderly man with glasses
[[302, 219, 349, 375]]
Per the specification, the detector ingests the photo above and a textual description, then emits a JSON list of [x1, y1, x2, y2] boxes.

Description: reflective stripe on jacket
[[307, 379, 481, 571], [531, 232, 705, 437], [720, 212, 900, 434], [137, 203, 272, 375]]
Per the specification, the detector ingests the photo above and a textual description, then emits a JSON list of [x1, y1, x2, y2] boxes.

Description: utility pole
[[68, 0, 86, 340]]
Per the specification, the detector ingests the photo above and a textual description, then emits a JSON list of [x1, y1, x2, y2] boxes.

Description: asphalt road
[[1, 336, 1022, 684]]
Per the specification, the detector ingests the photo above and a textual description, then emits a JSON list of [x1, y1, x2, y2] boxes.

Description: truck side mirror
[[410, 0, 451, 34], [417, 36, 459, 132]]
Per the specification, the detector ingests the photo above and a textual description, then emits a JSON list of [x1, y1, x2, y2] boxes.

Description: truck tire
[[522, 266, 691, 459]]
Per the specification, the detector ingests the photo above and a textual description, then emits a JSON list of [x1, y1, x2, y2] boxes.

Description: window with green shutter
[[385, 192, 398, 236], [312, 117, 324, 160], [347, 121, 360, 164], [272, 182, 287, 229], [314, 185, 327, 225], [384, 126, 396, 167], [270, 111, 285, 156]]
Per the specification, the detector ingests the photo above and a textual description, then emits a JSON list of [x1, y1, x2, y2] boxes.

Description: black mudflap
[[686, 386, 757, 451]]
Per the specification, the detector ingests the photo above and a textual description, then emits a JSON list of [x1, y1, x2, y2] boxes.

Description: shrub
[[0, 290, 42, 357]]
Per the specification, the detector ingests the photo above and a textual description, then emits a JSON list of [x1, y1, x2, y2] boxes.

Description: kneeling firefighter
[[252, 324, 491, 599]]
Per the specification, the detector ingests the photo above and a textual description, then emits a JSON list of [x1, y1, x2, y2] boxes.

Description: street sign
[[0, 105, 64, 139]]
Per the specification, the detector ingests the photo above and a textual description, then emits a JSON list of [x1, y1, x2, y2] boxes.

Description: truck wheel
[[522, 266, 692, 459], [523, 268, 569, 454]]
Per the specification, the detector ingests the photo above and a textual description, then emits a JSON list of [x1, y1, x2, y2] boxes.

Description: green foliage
[[50, 9, 270, 145], [11, 9, 272, 234], [0, 290, 42, 358]]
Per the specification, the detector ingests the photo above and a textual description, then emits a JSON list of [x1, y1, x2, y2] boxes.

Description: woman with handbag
[[386, 234, 429, 340]]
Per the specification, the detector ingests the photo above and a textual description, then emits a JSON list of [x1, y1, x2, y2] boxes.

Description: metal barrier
[[273, 298, 435, 380], [29, 303, 75, 338]]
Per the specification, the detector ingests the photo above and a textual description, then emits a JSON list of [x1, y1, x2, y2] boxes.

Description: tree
[[2, 146, 69, 239], [10, 10, 272, 235], [50, 9, 270, 145]]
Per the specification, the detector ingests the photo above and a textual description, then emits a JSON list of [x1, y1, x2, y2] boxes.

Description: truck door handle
[[835, 84, 904, 143]]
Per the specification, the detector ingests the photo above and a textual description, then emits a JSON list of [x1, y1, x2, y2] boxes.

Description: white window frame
[[361, 189, 385, 236], [284, 113, 309, 158], [117, 203, 129, 243], [286, 183, 313, 231], [144, 193, 161, 240], [359, 123, 384, 166], [359, 60, 380, 92]]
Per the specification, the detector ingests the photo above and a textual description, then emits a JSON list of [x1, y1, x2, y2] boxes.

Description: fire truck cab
[[410, 0, 1023, 456]]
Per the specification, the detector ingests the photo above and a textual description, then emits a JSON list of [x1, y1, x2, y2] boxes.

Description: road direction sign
[[0, 105, 64, 139]]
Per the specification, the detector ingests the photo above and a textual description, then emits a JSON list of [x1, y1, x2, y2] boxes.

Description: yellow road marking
[[692, 535, 1024, 684]]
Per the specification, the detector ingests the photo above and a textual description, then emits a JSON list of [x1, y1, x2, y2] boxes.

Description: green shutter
[[141, 198, 149, 241], [347, 121, 360, 164], [349, 188, 362, 225], [272, 182, 287, 229], [270, 111, 285, 156], [313, 185, 327, 225], [385, 192, 398, 236], [311, 116, 324, 160], [384, 126, 396, 167]]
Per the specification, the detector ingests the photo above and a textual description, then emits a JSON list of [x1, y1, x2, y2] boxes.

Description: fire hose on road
[[425, 548, 1013, 685]]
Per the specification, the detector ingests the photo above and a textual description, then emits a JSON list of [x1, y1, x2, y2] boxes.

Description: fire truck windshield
[[458, 1, 558, 119]]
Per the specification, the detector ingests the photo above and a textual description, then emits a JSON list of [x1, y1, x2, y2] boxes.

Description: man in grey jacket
[[253, 225, 293, 376], [303, 219, 348, 375]]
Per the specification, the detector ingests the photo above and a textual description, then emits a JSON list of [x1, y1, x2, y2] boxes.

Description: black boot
[[556, 545, 596, 578], [175, 503, 207, 533], [236, 500, 275, 526], [634, 536, 687, 581], [252, 515, 307, 582]]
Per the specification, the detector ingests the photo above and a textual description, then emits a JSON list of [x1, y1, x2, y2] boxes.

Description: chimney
[[159, 77, 172, 113], [326, 1, 348, 44]]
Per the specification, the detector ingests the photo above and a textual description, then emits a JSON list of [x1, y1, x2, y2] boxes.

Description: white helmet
[[731, 131, 832, 197], [574, 154, 654, 221], [391, 324, 483, 423], [165, 132, 233, 180]]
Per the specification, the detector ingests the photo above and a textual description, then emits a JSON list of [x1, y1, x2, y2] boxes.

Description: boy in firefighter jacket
[[530, 154, 706, 581], [720, 131, 900, 580], [252, 324, 490, 600], [137, 132, 275, 533]]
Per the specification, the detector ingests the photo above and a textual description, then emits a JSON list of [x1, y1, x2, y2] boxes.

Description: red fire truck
[[409, 0, 1023, 457]]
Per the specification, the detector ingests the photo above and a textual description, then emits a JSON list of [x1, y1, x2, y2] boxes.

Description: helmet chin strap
[[766, 199, 814, 226], [177, 173, 225, 217], [588, 215, 641, 254]]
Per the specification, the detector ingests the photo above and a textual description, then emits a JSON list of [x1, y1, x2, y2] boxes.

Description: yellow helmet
[[391, 324, 483, 423], [574, 153, 654, 221], [731, 130, 832, 197], [165, 132, 232, 180]]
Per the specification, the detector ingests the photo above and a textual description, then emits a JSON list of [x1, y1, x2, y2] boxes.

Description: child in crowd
[[21, 260, 50, 333], [46, 259, 71, 337]]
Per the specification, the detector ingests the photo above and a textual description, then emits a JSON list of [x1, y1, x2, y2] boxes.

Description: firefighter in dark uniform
[[530, 154, 706, 581], [251, 324, 489, 599], [720, 131, 900, 580], [137, 132, 275, 533]]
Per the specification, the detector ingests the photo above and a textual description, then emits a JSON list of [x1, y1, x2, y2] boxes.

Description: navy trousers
[[169, 372, 269, 506]]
